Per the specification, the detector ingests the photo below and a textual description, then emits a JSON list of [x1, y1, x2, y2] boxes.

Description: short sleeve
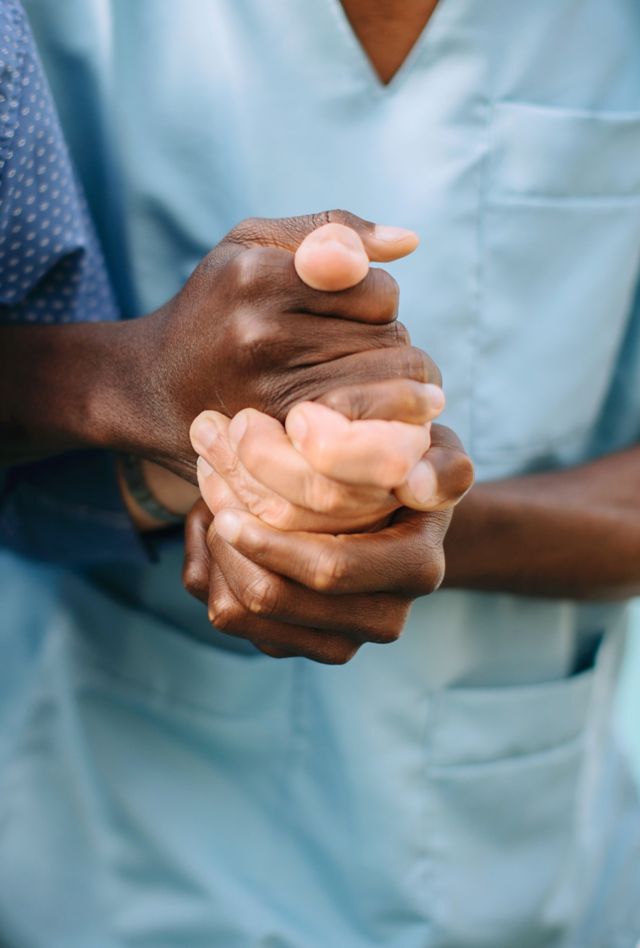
[[0, 0, 118, 324], [0, 1, 148, 566]]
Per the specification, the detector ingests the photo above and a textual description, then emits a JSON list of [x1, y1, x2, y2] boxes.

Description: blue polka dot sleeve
[[0, 1, 149, 566], [0, 0, 118, 324]]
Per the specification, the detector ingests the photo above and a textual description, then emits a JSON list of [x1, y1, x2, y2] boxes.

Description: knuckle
[[228, 246, 267, 294], [316, 386, 354, 417], [455, 454, 475, 498], [368, 624, 402, 645], [311, 545, 349, 592], [307, 639, 360, 665], [252, 494, 297, 530], [208, 593, 242, 631], [325, 643, 360, 665], [325, 208, 371, 235], [374, 271, 400, 323], [257, 644, 292, 659], [326, 208, 355, 229], [232, 306, 273, 358], [242, 573, 279, 617], [405, 379, 431, 416], [226, 216, 264, 246], [396, 346, 431, 383], [361, 603, 409, 644], [420, 551, 446, 594], [302, 474, 347, 516], [310, 210, 333, 230], [204, 476, 232, 515], [390, 318, 409, 346], [182, 560, 208, 603]]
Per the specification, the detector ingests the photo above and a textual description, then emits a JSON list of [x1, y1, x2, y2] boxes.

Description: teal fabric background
[[616, 607, 640, 785], [1, 2, 639, 945]]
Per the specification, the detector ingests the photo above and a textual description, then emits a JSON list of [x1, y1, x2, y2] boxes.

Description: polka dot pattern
[[0, 0, 118, 324]]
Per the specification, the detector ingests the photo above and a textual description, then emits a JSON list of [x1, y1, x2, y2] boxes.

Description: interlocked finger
[[213, 504, 451, 596], [210, 527, 410, 642], [207, 560, 364, 664]]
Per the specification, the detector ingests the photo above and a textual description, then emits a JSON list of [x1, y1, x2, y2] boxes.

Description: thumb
[[295, 223, 385, 291], [225, 209, 419, 270], [294, 223, 370, 291]]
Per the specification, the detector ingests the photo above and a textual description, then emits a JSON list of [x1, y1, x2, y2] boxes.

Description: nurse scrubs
[[2, 1, 640, 945]]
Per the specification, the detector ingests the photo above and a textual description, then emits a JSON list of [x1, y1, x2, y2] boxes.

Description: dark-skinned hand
[[124, 211, 438, 481], [180, 222, 472, 663], [184, 414, 473, 664]]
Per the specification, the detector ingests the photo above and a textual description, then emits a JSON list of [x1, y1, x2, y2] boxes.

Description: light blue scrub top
[[2, 1, 640, 945]]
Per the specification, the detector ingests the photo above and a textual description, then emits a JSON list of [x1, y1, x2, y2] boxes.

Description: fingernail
[[424, 384, 445, 413], [215, 509, 242, 544], [406, 460, 437, 505], [374, 225, 418, 243], [191, 415, 219, 452], [286, 409, 308, 450], [228, 411, 248, 449], [197, 456, 213, 478]]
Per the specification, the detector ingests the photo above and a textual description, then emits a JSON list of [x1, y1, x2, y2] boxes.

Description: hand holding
[[130, 211, 434, 481], [183, 423, 471, 664]]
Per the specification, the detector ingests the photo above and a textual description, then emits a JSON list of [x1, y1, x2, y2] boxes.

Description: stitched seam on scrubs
[[420, 688, 436, 937], [496, 102, 640, 123], [428, 729, 588, 772], [422, 688, 448, 934], [468, 98, 493, 461]]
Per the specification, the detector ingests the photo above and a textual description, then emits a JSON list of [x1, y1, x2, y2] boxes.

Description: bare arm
[[0, 320, 144, 464], [1, 212, 427, 480], [443, 446, 640, 600]]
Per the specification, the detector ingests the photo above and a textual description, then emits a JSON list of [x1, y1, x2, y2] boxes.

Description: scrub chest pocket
[[472, 102, 640, 470]]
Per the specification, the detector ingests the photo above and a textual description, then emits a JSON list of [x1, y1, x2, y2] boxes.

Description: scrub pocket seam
[[471, 100, 640, 465]]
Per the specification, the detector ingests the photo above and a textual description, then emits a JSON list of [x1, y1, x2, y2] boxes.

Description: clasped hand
[[183, 219, 473, 663]]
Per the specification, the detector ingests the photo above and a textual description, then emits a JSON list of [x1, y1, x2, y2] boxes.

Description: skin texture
[[185, 436, 640, 664], [118, 221, 442, 529], [181, 215, 640, 660], [180, 4, 640, 651], [182, 227, 474, 663], [0, 210, 436, 481], [442, 447, 640, 601], [339, 0, 441, 84], [183, 491, 460, 665], [192, 399, 469, 536]]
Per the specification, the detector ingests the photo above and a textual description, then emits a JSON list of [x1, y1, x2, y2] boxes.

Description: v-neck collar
[[325, 0, 451, 94]]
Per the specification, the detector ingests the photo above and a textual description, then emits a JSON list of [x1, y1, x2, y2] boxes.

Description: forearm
[[0, 320, 150, 464], [443, 446, 640, 600]]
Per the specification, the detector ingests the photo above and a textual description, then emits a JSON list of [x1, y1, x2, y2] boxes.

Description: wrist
[[0, 320, 137, 462], [104, 305, 216, 483], [90, 311, 198, 481], [88, 316, 156, 453]]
